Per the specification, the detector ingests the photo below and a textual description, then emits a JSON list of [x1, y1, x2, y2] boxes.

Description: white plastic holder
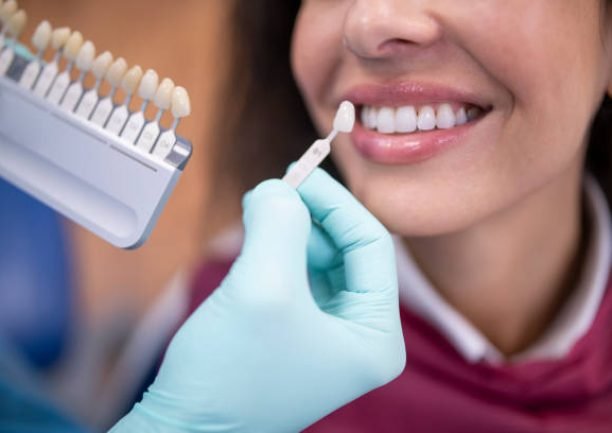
[[19, 61, 41, 89], [0, 71, 192, 249], [33, 60, 58, 97], [75, 88, 99, 119]]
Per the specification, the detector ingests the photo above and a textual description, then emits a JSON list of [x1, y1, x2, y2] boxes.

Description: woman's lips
[[350, 118, 478, 165], [341, 81, 491, 164]]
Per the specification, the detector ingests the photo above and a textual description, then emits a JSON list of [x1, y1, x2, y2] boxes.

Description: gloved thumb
[[230, 179, 312, 297]]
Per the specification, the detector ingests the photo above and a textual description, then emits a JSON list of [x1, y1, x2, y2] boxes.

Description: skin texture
[[292, 0, 612, 355]]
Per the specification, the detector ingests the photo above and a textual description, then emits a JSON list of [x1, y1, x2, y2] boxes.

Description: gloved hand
[[110, 168, 405, 433]]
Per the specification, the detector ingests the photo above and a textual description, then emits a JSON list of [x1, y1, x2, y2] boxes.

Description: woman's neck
[[404, 163, 589, 356]]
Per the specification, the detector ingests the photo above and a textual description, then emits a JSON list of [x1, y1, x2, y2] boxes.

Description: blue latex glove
[[110, 168, 405, 433]]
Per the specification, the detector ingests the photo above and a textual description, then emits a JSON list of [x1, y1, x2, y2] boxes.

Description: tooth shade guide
[[46, 69, 72, 104], [283, 101, 355, 189], [32, 21, 52, 54], [136, 121, 161, 152], [152, 129, 177, 159], [76, 88, 99, 119], [106, 104, 130, 135], [33, 60, 59, 97], [19, 60, 42, 89], [91, 96, 114, 127], [0, 46, 13, 75]]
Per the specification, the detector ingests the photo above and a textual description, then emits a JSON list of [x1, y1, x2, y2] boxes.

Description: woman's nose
[[343, 0, 442, 60]]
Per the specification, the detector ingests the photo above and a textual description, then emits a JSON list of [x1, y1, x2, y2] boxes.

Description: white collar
[[395, 176, 612, 364]]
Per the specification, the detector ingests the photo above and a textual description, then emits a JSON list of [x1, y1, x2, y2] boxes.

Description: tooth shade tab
[[171, 86, 191, 118], [121, 65, 143, 94], [51, 27, 71, 50], [75, 41, 95, 71], [32, 20, 52, 52], [106, 57, 127, 87], [63, 31, 83, 61], [154, 78, 174, 110], [333, 101, 355, 133], [92, 51, 113, 79], [0, 0, 17, 25], [6, 9, 25, 37], [138, 69, 159, 100]]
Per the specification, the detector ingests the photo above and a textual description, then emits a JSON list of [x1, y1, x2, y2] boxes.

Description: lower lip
[[350, 118, 480, 165]]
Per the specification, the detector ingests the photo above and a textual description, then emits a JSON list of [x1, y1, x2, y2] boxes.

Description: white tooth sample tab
[[61, 40, 95, 112], [47, 31, 83, 104], [19, 20, 52, 89], [33, 27, 71, 97], [0, 9, 26, 75], [76, 51, 112, 119], [91, 57, 126, 127], [0, 0, 17, 49], [152, 86, 191, 159], [283, 101, 355, 189], [6, 8, 25, 37], [121, 68, 159, 143], [106, 65, 142, 135], [137, 77, 174, 153]]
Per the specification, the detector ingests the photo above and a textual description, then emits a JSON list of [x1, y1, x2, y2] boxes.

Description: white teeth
[[396, 106, 417, 133], [377, 107, 395, 134], [75, 41, 95, 71], [366, 107, 377, 129], [436, 103, 455, 130], [361, 103, 483, 134], [417, 106, 436, 131], [361, 107, 368, 129], [32, 20, 52, 52], [455, 107, 467, 126]]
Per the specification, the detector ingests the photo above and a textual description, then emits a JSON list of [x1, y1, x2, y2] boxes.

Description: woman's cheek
[[291, 1, 344, 120]]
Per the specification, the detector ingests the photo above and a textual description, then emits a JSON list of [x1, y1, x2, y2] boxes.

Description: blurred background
[[0, 0, 243, 430]]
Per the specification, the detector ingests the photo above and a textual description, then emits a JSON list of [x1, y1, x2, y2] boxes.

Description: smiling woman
[[206, 0, 612, 431], [219, 1, 612, 200]]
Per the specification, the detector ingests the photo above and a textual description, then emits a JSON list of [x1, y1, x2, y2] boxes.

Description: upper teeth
[[361, 104, 481, 134]]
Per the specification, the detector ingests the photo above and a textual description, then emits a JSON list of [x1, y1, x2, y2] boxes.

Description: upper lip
[[341, 81, 491, 109]]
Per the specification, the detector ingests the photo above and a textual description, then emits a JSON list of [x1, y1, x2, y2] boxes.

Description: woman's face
[[292, 1, 612, 236]]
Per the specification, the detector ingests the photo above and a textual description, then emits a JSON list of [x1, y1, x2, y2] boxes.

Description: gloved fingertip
[[284, 161, 298, 176], [243, 179, 309, 229], [242, 190, 254, 209]]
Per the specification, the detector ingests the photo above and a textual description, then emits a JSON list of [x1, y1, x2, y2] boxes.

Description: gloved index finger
[[297, 168, 397, 294]]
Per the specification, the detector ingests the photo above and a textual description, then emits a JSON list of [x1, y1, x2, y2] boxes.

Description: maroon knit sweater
[[185, 258, 612, 433]]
